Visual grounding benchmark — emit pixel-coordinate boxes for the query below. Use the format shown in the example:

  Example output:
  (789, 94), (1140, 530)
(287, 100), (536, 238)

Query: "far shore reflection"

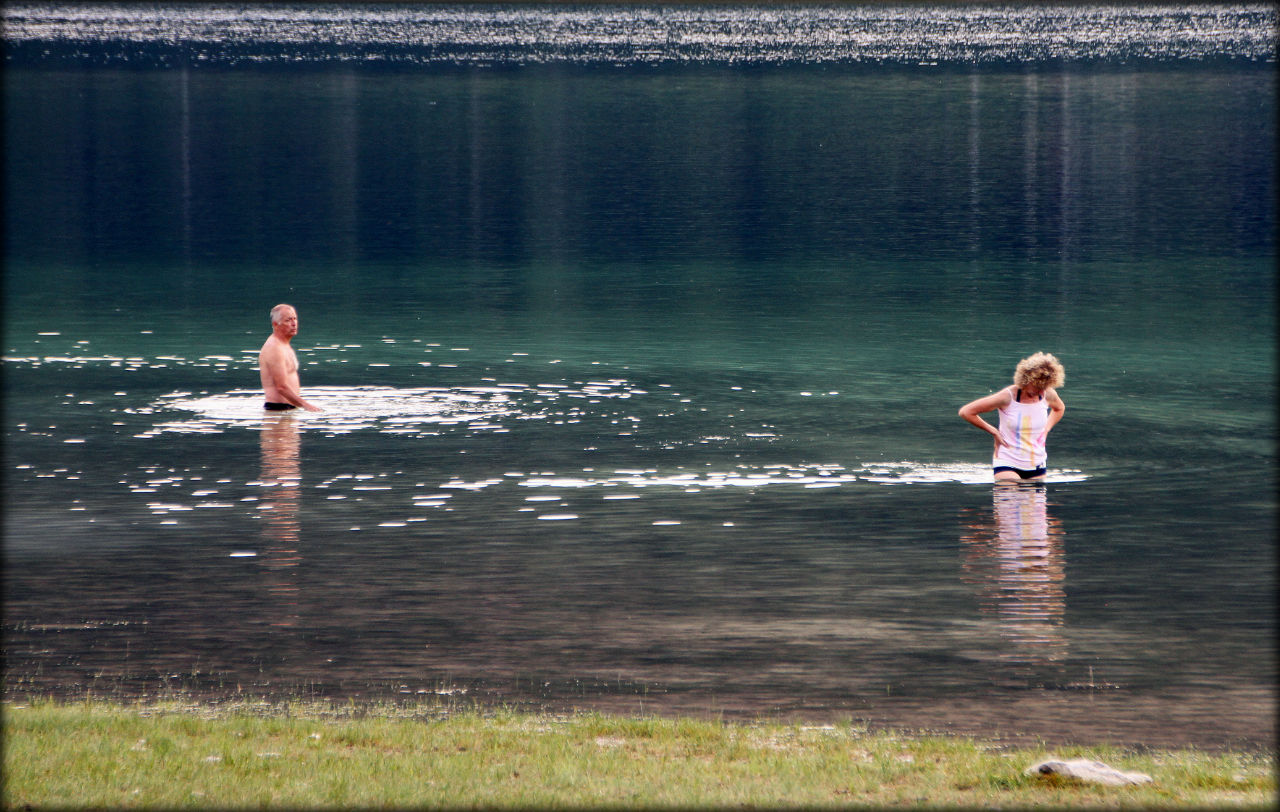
(260, 412), (302, 627)
(961, 483), (1067, 671)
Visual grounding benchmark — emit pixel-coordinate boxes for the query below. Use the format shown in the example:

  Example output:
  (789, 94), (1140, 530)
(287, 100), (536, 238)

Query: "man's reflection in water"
(260, 412), (302, 627)
(961, 483), (1067, 671)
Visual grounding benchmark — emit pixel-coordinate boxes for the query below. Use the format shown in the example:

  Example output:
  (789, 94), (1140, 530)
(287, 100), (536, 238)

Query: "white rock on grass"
(1025, 758), (1153, 786)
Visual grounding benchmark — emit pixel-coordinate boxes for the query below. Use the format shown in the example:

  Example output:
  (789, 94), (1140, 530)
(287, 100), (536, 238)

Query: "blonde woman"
(959, 353), (1065, 482)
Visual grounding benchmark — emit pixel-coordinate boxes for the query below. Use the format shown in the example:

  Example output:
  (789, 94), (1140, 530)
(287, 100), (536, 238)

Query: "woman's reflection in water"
(961, 483), (1067, 675)
(260, 412), (302, 628)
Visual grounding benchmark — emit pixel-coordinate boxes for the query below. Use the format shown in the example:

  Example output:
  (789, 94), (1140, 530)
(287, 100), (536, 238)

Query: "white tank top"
(993, 388), (1049, 470)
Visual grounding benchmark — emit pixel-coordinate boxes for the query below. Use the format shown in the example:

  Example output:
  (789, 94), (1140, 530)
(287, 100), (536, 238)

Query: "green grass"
(3, 698), (1274, 808)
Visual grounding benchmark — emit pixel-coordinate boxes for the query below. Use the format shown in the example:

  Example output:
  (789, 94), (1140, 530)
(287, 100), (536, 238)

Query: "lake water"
(3, 3), (1275, 750)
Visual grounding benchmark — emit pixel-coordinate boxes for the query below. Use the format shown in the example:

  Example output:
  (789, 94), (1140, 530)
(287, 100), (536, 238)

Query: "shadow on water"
(961, 484), (1067, 676)
(259, 413), (301, 629)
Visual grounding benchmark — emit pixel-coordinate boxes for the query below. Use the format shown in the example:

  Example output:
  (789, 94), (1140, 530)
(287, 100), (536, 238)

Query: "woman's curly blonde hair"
(1014, 352), (1065, 391)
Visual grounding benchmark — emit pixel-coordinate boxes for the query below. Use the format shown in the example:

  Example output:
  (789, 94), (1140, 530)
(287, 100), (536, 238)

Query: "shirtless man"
(259, 304), (322, 412)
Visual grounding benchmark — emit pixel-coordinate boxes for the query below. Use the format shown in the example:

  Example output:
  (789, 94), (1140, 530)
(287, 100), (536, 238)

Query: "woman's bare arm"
(959, 387), (1013, 447)
(1041, 388), (1065, 438)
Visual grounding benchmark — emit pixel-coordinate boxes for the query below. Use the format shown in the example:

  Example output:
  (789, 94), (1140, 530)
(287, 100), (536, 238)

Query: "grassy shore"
(3, 698), (1274, 809)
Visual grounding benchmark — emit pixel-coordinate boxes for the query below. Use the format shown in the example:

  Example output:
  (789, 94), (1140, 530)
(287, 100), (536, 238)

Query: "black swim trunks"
(993, 465), (1046, 480)
(264, 401), (296, 411)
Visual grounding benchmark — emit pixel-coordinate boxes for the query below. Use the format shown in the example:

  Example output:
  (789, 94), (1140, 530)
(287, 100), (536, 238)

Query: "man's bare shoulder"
(260, 335), (286, 357)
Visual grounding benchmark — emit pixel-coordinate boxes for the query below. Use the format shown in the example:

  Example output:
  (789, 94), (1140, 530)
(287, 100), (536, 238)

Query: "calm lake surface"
(3, 3), (1275, 749)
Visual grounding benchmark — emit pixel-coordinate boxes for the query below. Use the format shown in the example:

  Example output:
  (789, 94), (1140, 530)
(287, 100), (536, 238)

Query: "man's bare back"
(259, 304), (321, 412)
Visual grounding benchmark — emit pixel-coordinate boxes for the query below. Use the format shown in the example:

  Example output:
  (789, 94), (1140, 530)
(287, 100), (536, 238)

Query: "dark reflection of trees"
(259, 413), (302, 628)
(961, 484), (1067, 672)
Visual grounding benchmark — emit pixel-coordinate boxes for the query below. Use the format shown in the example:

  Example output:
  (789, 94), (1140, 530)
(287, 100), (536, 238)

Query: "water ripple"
(139, 384), (572, 437)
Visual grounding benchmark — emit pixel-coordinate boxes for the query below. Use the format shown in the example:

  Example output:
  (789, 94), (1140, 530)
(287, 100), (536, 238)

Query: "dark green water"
(3, 4), (1275, 749)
